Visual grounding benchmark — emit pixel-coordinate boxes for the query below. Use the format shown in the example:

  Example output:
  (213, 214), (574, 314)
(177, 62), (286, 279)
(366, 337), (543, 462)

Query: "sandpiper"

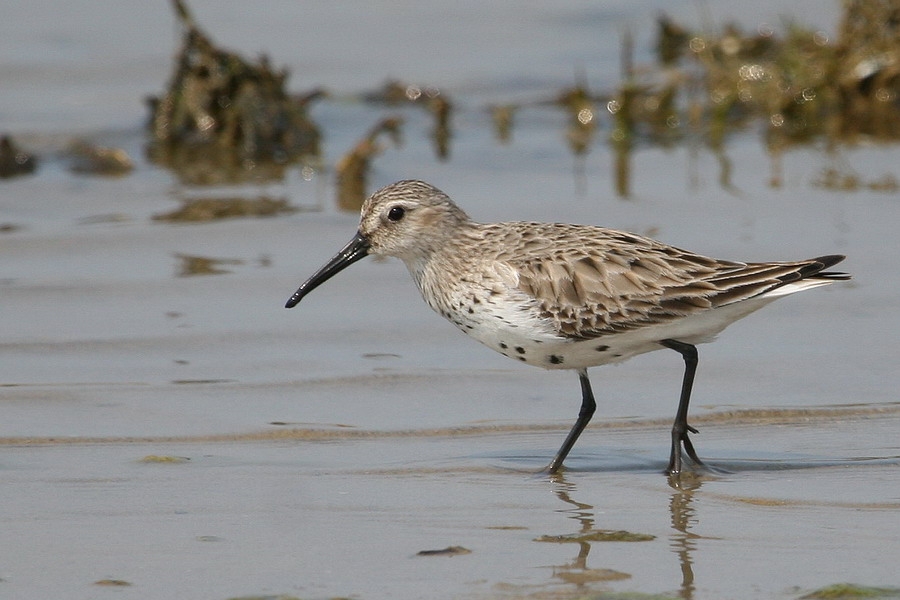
(286, 180), (850, 474)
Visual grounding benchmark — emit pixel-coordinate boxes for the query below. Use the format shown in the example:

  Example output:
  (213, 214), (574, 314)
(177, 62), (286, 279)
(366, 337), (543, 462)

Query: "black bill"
(284, 231), (371, 308)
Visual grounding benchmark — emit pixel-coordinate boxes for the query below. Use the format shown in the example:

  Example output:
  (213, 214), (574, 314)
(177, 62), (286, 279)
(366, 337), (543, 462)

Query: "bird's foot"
(666, 423), (705, 475)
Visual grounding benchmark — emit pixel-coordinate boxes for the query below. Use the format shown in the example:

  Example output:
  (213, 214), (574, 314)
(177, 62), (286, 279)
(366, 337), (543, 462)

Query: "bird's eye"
(387, 206), (405, 222)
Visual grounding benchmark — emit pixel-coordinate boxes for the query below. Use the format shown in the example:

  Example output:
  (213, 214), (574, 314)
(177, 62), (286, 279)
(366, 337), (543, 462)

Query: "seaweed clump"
(799, 583), (900, 599)
(146, 0), (322, 185)
(66, 141), (133, 176)
(334, 117), (403, 212)
(597, 0), (900, 194)
(153, 196), (296, 223)
(0, 135), (37, 179)
(635, 1), (900, 146)
(364, 79), (453, 160)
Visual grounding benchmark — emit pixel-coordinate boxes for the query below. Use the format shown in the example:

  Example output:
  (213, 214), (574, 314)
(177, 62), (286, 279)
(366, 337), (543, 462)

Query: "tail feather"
(779, 254), (850, 285)
(737, 254), (850, 301)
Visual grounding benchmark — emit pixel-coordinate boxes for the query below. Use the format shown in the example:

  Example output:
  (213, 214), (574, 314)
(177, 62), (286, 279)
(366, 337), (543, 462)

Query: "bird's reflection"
(538, 469), (711, 599)
(537, 473), (634, 590)
(667, 471), (706, 599)
(549, 474), (594, 572)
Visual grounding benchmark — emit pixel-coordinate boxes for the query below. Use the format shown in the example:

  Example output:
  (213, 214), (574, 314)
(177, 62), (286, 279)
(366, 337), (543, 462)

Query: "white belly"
(441, 292), (780, 370)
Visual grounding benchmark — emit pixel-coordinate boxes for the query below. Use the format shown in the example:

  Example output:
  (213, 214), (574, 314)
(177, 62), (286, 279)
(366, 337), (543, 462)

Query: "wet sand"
(3, 411), (900, 599)
(2, 1), (900, 599)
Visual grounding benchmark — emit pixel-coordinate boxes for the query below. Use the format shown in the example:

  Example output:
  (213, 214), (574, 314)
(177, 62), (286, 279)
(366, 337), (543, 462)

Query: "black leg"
(660, 339), (705, 474)
(546, 369), (596, 474)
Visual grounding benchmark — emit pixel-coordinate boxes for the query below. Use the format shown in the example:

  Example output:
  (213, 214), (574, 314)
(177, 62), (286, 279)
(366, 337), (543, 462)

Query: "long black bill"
(284, 232), (371, 308)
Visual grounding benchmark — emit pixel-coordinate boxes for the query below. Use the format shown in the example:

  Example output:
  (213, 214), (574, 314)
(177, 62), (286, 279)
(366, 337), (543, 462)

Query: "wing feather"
(486, 222), (846, 340)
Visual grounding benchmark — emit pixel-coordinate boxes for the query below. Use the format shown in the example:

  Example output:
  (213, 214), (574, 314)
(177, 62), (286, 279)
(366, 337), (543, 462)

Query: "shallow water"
(2, 1), (900, 599)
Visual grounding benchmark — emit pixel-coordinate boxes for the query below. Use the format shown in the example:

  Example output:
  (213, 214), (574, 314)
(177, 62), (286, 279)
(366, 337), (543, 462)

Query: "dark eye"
(387, 206), (405, 222)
